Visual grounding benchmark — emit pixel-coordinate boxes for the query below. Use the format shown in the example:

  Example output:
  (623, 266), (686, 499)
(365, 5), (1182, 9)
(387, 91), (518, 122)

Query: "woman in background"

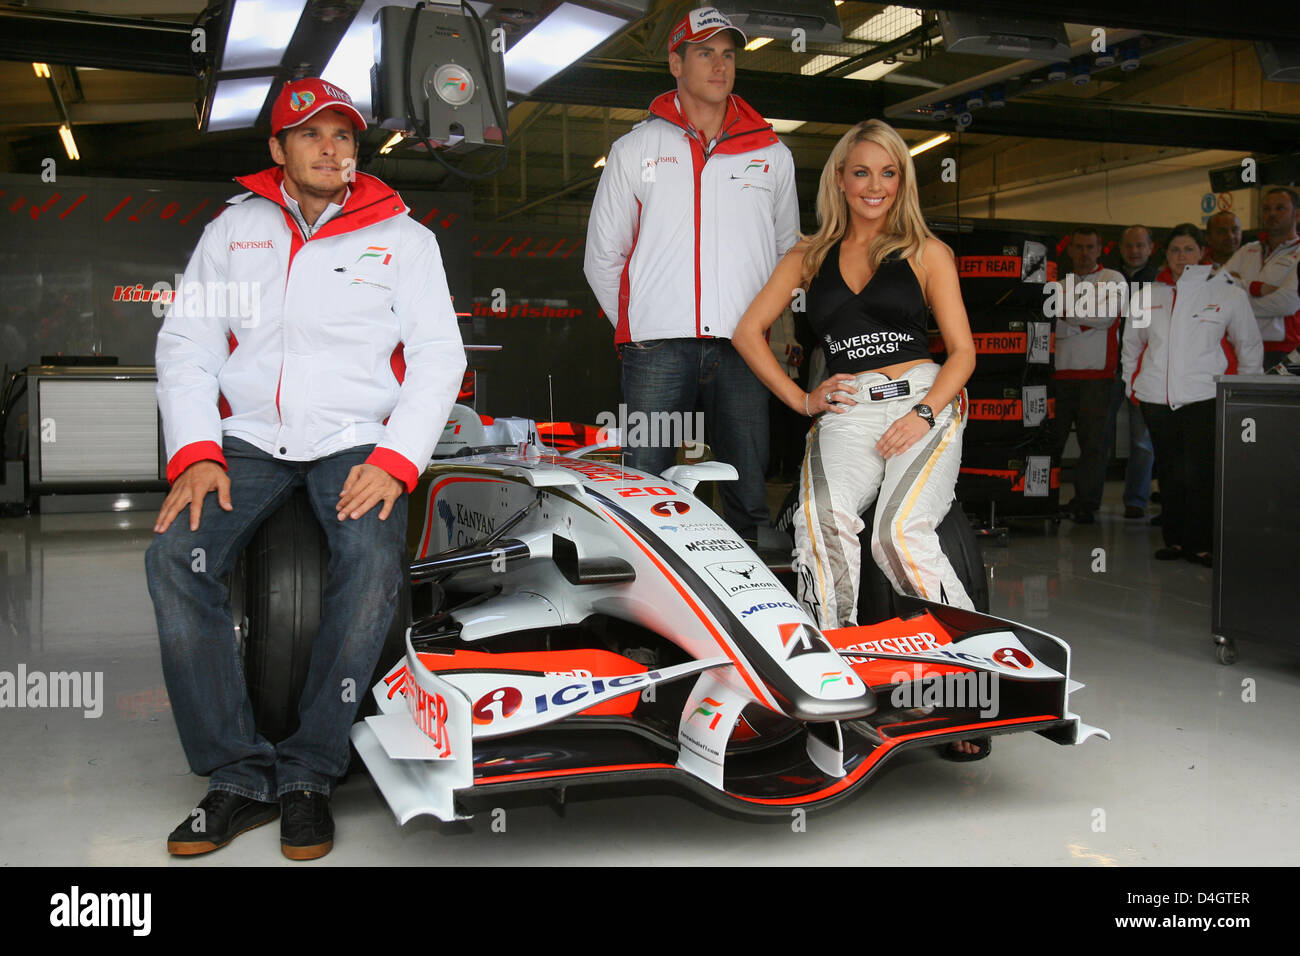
(1122, 223), (1262, 567)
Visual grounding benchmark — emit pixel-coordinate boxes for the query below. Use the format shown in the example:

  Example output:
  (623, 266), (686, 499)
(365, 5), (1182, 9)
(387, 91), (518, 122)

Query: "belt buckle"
(867, 380), (911, 401)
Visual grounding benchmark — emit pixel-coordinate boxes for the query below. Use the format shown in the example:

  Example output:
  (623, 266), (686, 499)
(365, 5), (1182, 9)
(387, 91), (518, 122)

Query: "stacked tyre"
(931, 230), (1062, 521)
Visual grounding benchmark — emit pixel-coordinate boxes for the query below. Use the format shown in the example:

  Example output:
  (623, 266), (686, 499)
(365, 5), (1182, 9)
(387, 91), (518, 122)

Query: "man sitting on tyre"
(144, 78), (465, 860)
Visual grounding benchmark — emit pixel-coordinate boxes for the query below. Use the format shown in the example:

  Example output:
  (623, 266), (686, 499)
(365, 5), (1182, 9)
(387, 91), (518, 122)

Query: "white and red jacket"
(155, 167), (466, 492)
(1054, 265), (1126, 379)
(1222, 235), (1300, 350)
(1122, 265), (1262, 409)
(584, 92), (799, 344)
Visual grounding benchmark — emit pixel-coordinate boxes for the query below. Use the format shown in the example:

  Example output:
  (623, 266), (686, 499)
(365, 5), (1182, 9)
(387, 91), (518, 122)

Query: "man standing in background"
(1225, 187), (1300, 369)
(1105, 225), (1157, 518)
(1204, 210), (1243, 270)
(1053, 227), (1126, 524)
(584, 6), (799, 546)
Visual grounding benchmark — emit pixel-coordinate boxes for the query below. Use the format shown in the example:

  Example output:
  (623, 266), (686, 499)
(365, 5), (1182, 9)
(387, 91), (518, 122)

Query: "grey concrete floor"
(1, 486), (1296, 867)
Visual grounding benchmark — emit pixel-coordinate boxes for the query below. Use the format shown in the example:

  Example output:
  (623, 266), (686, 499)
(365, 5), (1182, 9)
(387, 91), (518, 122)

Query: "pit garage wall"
(0, 173), (471, 458)
(922, 151), (1260, 232)
(465, 227), (621, 428)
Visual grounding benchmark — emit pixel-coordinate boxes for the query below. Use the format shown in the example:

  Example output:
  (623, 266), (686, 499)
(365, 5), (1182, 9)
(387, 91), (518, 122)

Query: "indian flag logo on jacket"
(356, 246), (392, 265)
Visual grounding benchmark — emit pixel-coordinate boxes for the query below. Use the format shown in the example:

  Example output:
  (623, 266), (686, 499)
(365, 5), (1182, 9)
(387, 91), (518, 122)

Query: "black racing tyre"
(775, 485), (989, 625)
(236, 489), (325, 744)
(232, 489), (410, 747)
(856, 500), (989, 625)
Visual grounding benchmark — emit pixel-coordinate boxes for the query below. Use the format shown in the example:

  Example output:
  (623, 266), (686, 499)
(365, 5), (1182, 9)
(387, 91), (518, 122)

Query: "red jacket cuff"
(166, 441), (227, 483)
(366, 447), (418, 493)
(1249, 281), (1264, 297)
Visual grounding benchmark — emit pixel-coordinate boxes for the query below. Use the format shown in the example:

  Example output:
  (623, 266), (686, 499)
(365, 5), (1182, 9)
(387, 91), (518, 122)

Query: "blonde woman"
(733, 119), (977, 634)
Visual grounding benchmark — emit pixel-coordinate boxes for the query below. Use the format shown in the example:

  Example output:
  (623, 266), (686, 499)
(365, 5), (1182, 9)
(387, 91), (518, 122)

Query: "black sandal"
(941, 736), (991, 762)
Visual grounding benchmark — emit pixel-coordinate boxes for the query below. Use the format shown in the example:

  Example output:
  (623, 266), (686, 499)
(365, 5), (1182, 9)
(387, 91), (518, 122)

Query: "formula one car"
(236, 406), (1107, 824)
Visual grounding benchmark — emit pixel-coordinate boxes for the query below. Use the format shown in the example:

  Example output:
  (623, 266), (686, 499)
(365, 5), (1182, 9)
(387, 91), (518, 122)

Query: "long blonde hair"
(800, 119), (934, 288)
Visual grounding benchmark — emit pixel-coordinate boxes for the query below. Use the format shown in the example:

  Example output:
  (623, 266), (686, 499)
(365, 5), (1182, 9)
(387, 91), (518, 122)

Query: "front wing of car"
(349, 598), (1107, 823)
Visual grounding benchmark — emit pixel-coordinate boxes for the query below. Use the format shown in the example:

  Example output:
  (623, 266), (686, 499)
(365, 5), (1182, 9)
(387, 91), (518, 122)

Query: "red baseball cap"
(270, 77), (367, 136)
(668, 6), (746, 55)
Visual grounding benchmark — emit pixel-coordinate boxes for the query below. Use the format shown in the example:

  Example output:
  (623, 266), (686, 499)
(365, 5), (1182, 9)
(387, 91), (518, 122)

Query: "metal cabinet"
(1213, 375), (1300, 662)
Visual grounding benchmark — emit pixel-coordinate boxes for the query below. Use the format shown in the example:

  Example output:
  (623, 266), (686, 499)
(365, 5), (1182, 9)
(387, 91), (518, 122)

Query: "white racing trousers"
(793, 362), (972, 628)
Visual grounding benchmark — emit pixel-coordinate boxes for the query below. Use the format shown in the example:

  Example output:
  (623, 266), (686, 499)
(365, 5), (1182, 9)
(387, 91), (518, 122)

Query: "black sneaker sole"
(167, 808), (279, 856)
(281, 838), (334, 861)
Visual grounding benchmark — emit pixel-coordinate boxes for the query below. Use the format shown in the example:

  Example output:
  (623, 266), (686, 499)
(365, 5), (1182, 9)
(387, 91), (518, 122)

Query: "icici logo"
(992, 647), (1033, 670)
(651, 501), (690, 516)
(472, 686), (523, 725)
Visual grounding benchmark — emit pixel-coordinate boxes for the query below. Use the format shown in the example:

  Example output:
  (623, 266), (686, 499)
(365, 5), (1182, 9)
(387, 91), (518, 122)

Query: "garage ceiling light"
(33, 62), (51, 78)
(744, 37), (772, 51)
(766, 118), (805, 133)
(848, 6), (921, 44)
(58, 124), (80, 160)
(504, 2), (628, 95)
(909, 132), (950, 156)
(801, 54), (849, 75)
(208, 76), (276, 132)
(846, 60), (903, 81)
(220, 0), (304, 71)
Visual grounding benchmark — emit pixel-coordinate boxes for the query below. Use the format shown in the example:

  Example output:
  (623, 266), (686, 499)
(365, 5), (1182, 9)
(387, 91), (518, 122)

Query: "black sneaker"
(1124, 505), (1145, 519)
(1154, 546), (1184, 561)
(280, 790), (334, 861)
(166, 790), (278, 856)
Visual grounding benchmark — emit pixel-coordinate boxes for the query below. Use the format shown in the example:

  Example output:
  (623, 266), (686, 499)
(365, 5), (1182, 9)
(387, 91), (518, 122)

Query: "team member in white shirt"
(584, 5), (799, 545)
(1052, 227), (1126, 524)
(1224, 187), (1300, 368)
(1123, 223), (1262, 566)
(145, 78), (465, 860)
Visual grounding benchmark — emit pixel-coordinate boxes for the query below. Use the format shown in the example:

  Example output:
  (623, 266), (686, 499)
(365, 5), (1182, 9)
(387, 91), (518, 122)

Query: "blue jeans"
(1103, 378), (1154, 509)
(620, 338), (769, 541)
(145, 437), (407, 801)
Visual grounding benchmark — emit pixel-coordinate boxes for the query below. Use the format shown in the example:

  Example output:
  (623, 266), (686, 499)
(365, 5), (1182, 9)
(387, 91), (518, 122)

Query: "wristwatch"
(912, 404), (935, 428)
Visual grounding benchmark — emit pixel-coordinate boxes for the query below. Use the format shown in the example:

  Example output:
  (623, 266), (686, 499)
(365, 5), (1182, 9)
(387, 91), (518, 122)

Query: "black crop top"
(805, 241), (932, 374)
